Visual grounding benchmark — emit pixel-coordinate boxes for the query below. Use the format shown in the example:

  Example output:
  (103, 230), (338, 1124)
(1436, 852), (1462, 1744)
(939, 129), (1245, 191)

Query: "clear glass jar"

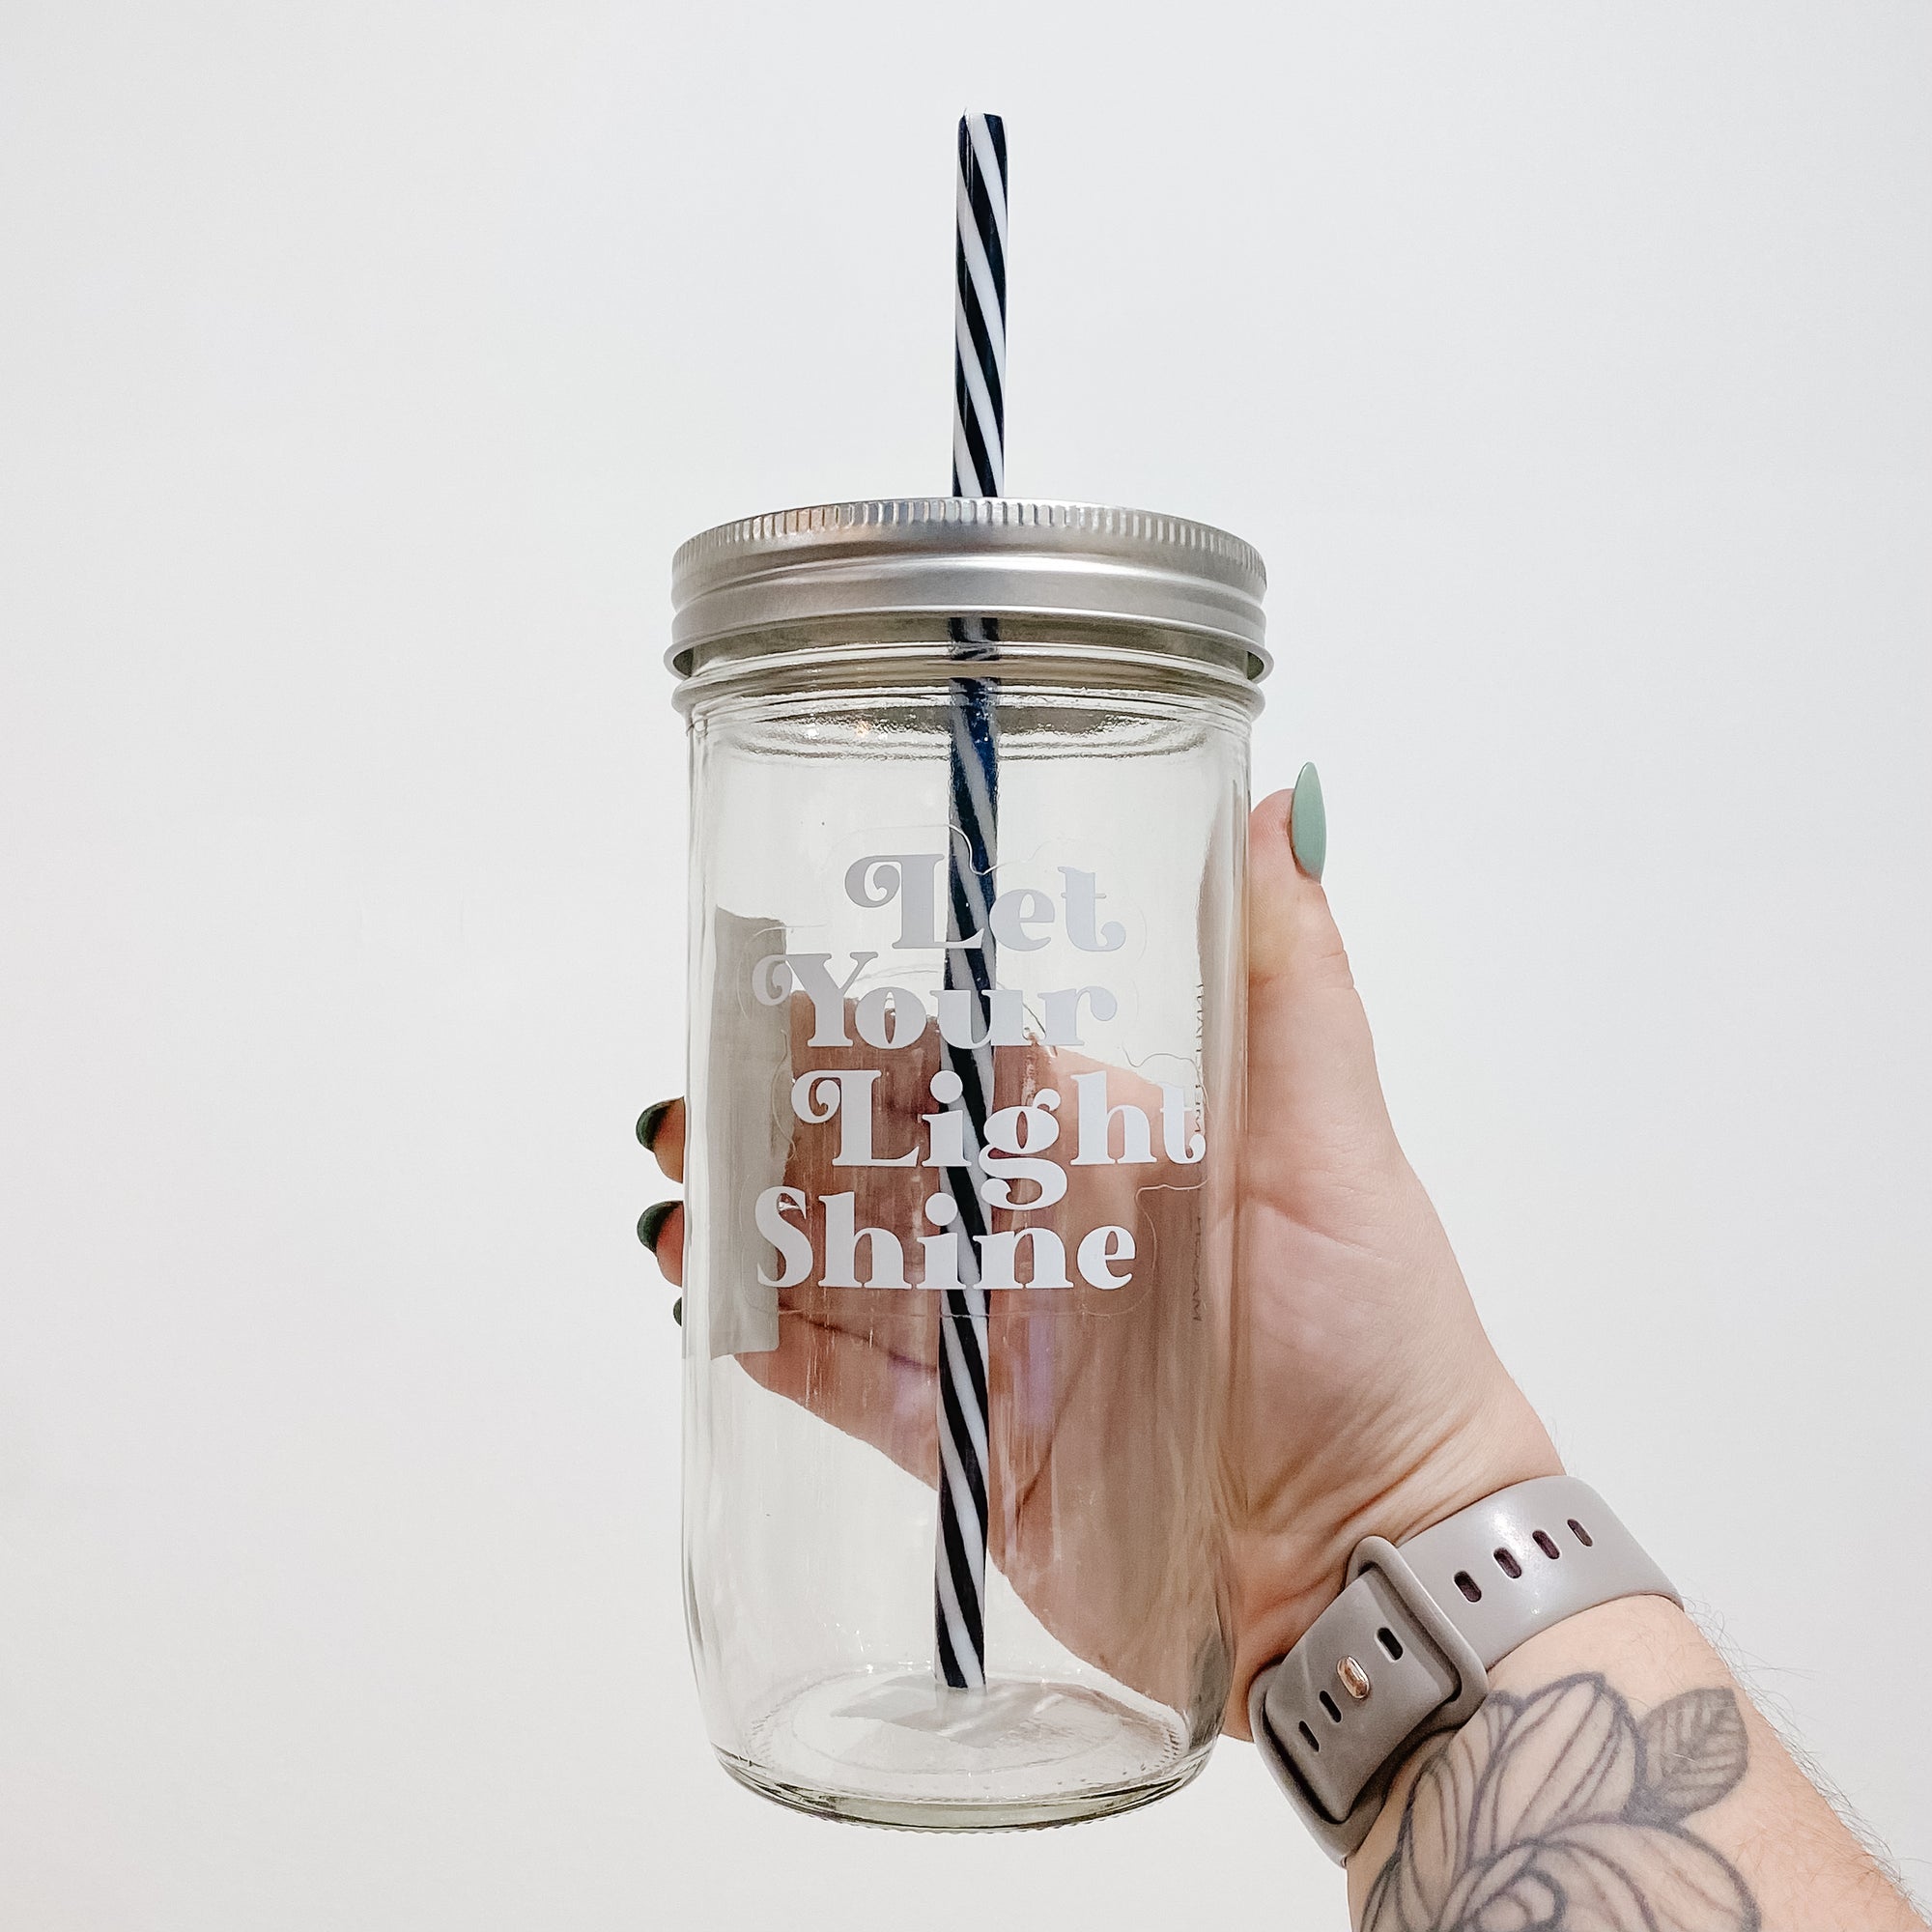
(669, 500), (1268, 1829)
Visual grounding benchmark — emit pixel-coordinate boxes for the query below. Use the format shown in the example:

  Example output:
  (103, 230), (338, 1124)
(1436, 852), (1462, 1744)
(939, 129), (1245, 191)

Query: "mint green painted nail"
(1291, 762), (1326, 881)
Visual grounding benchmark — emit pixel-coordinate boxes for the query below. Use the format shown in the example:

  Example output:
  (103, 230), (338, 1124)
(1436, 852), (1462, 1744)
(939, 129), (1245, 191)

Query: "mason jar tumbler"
(668, 497), (1268, 1828)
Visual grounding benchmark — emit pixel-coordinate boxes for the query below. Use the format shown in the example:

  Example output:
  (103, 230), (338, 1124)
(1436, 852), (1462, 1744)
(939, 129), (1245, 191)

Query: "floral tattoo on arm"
(1362, 1674), (1758, 1932)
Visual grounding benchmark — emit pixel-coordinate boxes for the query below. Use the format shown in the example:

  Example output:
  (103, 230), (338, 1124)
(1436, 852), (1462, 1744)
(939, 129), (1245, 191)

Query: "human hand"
(641, 767), (1559, 1730)
(1216, 770), (1558, 1727)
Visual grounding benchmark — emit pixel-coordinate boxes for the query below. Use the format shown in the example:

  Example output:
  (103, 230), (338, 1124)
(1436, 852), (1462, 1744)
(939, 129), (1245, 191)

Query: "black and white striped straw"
(934, 110), (1007, 1692)
(951, 112), (1008, 497)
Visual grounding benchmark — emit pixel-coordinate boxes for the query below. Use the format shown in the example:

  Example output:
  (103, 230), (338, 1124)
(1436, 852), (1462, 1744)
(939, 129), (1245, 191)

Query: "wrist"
(1231, 1386), (1562, 1735)
(1250, 1471), (1681, 1862)
(1346, 1595), (1696, 1891)
(1344, 1593), (1926, 1932)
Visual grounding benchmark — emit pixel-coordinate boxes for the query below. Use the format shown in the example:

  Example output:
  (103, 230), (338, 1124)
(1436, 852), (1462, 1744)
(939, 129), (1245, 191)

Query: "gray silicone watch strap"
(1248, 1476), (1680, 1861)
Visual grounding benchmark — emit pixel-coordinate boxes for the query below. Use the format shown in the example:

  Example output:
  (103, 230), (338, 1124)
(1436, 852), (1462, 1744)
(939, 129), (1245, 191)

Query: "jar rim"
(668, 497), (1271, 683)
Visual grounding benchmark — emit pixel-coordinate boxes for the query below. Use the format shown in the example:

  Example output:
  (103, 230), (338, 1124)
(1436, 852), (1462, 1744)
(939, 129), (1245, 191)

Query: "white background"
(2, 4), (1927, 1926)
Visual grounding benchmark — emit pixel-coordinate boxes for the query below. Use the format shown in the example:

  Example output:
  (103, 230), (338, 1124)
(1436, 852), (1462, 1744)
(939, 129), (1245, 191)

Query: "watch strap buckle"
(1249, 1537), (1488, 1862)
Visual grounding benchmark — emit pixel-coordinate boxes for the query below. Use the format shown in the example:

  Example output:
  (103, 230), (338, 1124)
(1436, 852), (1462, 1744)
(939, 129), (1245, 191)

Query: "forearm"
(1347, 1594), (1923, 1931)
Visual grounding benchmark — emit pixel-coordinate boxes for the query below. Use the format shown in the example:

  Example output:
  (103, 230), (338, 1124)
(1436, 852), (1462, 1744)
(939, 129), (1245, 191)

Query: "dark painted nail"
(637, 1100), (674, 1151)
(638, 1201), (677, 1251)
(671, 1297), (683, 1326)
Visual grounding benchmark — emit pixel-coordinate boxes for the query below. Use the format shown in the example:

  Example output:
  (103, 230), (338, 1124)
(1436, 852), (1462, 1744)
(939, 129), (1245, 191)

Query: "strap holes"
(1568, 1517), (1594, 1548)
(1376, 1626), (1404, 1661)
(1319, 1690), (1343, 1723)
(1493, 1547), (1523, 1579)
(1297, 1721), (1321, 1753)
(1533, 1530), (1560, 1560)
(1455, 1570), (1482, 1603)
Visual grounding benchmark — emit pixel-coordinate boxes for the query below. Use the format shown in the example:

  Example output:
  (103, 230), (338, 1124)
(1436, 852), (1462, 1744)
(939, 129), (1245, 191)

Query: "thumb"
(1247, 768), (1406, 1190)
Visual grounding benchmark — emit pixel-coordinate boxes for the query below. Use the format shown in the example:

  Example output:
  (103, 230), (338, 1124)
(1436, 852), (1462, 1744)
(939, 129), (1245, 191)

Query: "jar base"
(718, 1667), (1212, 1832)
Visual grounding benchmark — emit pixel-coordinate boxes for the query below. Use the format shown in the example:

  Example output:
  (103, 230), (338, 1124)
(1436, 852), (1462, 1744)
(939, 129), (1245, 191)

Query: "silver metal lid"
(668, 497), (1269, 680)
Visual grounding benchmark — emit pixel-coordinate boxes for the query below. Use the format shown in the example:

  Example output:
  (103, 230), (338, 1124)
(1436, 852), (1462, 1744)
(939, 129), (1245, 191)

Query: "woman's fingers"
(637, 1097), (686, 1181)
(639, 1199), (685, 1287)
(1246, 774), (1406, 1206)
(638, 1100), (687, 1309)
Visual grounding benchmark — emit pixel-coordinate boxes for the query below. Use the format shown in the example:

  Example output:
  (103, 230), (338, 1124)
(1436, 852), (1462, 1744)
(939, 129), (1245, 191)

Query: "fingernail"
(1291, 761), (1326, 881)
(671, 1297), (683, 1327)
(638, 1201), (677, 1252)
(637, 1100), (674, 1151)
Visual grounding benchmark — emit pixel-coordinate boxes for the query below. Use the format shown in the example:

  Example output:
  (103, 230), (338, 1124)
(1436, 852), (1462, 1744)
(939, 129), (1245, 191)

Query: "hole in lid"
(1377, 1626), (1405, 1661)
(1298, 1720), (1321, 1753)
(1455, 1570), (1482, 1603)
(1494, 1547), (1523, 1579)
(1533, 1529), (1560, 1560)
(1319, 1690), (1343, 1723)
(1568, 1517), (1594, 1548)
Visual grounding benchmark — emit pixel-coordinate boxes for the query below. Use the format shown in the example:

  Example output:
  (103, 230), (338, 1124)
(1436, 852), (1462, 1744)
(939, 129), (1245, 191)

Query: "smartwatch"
(1247, 1475), (1679, 1861)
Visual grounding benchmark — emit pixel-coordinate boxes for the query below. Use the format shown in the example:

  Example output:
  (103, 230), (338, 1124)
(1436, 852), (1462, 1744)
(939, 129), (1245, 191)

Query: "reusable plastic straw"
(934, 110), (1008, 1692)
